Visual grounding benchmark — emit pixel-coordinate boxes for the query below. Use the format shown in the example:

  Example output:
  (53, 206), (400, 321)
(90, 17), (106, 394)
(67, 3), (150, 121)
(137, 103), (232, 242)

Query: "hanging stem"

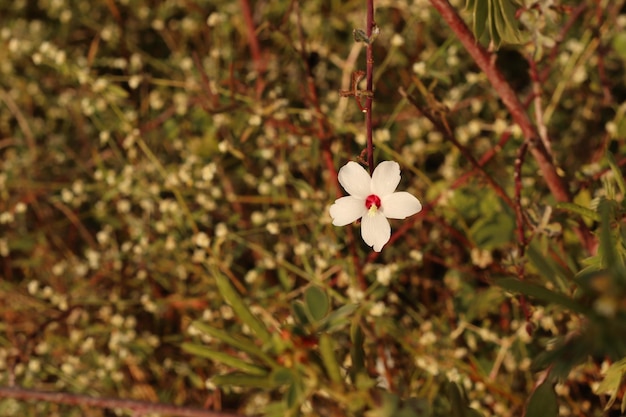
(365, 0), (375, 174)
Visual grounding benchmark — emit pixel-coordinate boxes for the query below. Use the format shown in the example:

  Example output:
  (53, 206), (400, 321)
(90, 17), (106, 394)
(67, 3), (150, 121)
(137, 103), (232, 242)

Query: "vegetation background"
(1, 0), (626, 416)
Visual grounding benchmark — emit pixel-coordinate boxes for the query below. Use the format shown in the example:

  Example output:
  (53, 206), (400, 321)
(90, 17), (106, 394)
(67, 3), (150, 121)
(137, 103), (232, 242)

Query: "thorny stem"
(365, 0), (375, 174)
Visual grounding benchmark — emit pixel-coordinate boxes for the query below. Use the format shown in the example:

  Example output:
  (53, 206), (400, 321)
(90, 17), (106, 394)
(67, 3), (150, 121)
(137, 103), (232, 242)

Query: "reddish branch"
(240, 0), (265, 97)
(365, 0), (375, 174)
(428, 0), (595, 254)
(0, 386), (243, 417)
(428, 0), (569, 203)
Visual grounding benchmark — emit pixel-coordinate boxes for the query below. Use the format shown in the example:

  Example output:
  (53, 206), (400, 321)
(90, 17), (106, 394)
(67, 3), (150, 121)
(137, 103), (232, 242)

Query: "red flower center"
(365, 194), (381, 210)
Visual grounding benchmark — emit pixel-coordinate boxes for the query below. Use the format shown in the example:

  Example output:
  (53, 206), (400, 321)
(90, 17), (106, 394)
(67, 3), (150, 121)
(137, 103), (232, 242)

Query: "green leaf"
(447, 382), (466, 417)
(305, 285), (330, 322)
(318, 303), (359, 332)
(487, 0), (501, 47)
(350, 322), (366, 377)
(496, 0), (524, 44)
(286, 381), (305, 409)
(526, 243), (570, 292)
(595, 357), (626, 411)
(524, 381), (558, 417)
(353, 29), (369, 43)
(447, 382), (483, 417)
(606, 152), (626, 198)
(319, 333), (343, 385)
(211, 372), (278, 388)
(208, 264), (272, 345)
(472, 0), (488, 40)
(291, 300), (311, 326)
(270, 367), (295, 386)
(470, 211), (514, 250)
(498, 278), (588, 315)
(467, 0), (523, 47)
(189, 321), (278, 367)
(365, 392), (400, 417)
(181, 343), (268, 376)
(598, 200), (621, 274)
(612, 32), (626, 61)
(555, 202), (600, 222)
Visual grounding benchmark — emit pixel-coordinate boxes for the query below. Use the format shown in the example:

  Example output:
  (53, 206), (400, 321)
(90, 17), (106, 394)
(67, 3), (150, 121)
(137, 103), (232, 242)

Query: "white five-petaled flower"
(329, 161), (423, 252)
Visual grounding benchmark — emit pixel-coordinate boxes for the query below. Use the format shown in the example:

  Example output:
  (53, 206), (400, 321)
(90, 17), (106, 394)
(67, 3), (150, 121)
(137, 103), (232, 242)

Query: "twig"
(0, 386), (244, 417)
(365, 0), (375, 174)
(192, 51), (218, 110)
(528, 59), (552, 158)
(592, 0), (625, 105)
(540, 3), (588, 82)
(239, 0), (265, 97)
(513, 142), (533, 325)
(399, 87), (516, 211)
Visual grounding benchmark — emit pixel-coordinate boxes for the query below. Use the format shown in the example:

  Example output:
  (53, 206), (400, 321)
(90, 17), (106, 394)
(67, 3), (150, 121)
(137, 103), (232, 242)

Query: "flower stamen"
(365, 194), (381, 216)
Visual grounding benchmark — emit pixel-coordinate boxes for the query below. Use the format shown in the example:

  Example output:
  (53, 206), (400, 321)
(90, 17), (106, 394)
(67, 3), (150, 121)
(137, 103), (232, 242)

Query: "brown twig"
(528, 59), (552, 158)
(192, 51), (218, 109)
(400, 87), (516, 210)
(239, 0), (265, 98)
(0, 386), (244, 417)
(592, 0), (626, 105)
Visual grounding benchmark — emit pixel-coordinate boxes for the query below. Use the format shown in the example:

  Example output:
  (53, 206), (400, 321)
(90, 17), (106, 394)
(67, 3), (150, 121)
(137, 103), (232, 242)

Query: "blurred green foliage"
(1, 0), (626, 416)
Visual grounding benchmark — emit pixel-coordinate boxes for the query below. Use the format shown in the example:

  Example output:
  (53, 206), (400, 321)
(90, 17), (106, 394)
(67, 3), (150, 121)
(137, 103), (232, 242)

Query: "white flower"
(329, 161), (422, 251)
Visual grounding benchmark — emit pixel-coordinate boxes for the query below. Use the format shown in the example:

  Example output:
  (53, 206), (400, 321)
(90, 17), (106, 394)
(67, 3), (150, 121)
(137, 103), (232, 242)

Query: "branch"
(365, 0), (375, 174)
(0, 386), (244, 417)
(427, 0), (570, 203)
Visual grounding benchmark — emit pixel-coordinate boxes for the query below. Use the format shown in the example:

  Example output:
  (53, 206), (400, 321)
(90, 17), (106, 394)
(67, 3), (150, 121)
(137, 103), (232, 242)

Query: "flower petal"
(381, 192), (423, 219)
(371, 161), (401, 196)
(361, 213), (391, 252)
(338, 161), (371, 198)
(329, 196), (366, 226)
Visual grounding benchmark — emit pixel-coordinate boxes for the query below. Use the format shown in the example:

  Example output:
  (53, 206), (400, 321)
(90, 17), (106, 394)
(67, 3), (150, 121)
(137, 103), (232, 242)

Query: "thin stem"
(529, 59), (552, 158)
(239, 0), (265, 98)
(365, 0), (375, 174)
(400, 88), (516, 211)
(0, 386), (243, 417)
(514, 142), (533, 325)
